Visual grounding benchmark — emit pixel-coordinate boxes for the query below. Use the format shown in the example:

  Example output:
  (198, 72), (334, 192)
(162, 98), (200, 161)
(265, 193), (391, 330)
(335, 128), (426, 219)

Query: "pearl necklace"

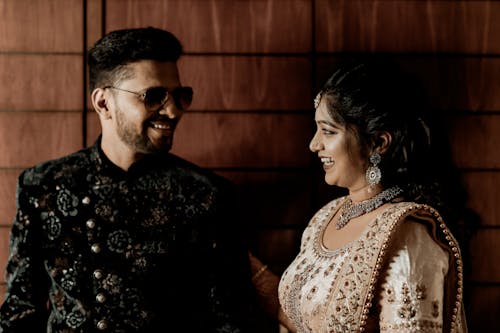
(336, 186), (403, 230)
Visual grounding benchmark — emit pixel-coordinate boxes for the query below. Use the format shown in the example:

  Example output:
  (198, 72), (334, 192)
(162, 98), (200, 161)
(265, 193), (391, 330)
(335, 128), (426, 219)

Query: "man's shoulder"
(166, 154), (233, 189)
(19, 147), (93, 186)
(169, 154), (230, 185)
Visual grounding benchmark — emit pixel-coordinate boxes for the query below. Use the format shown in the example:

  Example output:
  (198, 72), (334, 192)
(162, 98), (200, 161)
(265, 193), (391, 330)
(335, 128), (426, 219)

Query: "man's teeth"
(321, 157), (334, 165)
(152, 123), (170, 130)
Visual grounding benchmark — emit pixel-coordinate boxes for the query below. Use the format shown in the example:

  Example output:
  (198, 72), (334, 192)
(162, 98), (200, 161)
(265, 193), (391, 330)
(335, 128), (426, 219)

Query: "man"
(0, 27), (252, 332)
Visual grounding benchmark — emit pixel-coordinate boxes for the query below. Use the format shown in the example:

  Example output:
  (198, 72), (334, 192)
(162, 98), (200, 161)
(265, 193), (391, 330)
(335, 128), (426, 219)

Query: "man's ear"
(374, 131), (392, 154)
(91, 88), (111, 120)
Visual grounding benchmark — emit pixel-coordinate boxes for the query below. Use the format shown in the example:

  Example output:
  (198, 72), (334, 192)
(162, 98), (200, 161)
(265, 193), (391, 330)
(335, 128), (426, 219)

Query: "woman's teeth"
(321, 157), (334, 165)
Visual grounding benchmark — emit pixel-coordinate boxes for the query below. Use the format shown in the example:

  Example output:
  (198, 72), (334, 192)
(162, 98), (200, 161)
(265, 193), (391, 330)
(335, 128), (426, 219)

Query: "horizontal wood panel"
(316, 57), (500, 112)
(447, 115), (500, 169)
(179, 56), (312, 111)
(0, 112), (83, 168)
(88, 112), (315, 168)
(316, 0), (500, 54)
(0, 55), (83, 111)
(0, 170), (21, 226)
(86, 0), (103, 49)
(0, 0), (83, 53)
(105, 0), (312, 53)
(0, 227), (9, 284)
(467, 285), (500, 332)
(468, 229), (500, 282)
(217, 170), (314, 227)
(462, 171), (500, 227)
(85, 56), (313, 111)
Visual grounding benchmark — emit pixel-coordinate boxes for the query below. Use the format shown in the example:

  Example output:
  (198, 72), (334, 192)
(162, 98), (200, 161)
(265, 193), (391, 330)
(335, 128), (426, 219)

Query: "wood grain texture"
(0, 55), (83, 111)
(179, 56), (313, 111)
(217, 170), (314, 227)
(0, 227), (10, 284)
(86, 110), (101, 146)
(86, 0), (103, 49)
(105, 0), (312, 53)
(0, 0), (83, 53)
(462, 171), (500, 227)
(85, 56), (313, 111)
(0, 170), (21, 227)
(172, 112), (314, 168)
(467, 285), (500, 333)
(316, 0), (500, 54)
(88, 112), (314, 168)
(316, 57), (500, 112)
(468, 229), (500, 282)
(447, 115), (500, 169)
(0, 112), (83, 168)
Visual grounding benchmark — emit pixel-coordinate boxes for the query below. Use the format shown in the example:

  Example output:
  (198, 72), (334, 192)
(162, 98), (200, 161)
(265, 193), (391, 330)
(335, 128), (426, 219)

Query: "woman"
(259, 59), (468, 332)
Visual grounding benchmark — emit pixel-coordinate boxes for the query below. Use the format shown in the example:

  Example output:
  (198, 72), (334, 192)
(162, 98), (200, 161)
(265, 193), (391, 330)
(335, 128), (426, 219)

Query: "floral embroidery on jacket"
(0, 138), (249, 332)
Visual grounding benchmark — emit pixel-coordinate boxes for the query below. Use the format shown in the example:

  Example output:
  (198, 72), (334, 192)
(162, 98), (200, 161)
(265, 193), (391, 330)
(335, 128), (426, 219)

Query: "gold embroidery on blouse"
(432, 300), (440, 318)
(279, 200), (465, 333)
(385, 286), (396, 303)
(416, 284), (427, 300)
(380, 319), (443, 331)
(398, 283), (417, 320)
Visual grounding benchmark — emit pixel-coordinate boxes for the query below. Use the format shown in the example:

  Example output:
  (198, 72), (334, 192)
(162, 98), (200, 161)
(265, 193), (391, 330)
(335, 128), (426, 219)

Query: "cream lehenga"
(278, 197), (467, 333)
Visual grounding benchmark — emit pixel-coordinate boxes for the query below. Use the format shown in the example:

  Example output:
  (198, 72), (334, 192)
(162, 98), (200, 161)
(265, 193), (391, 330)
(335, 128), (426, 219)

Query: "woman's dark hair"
(317, 57), (473, 232)
(88, 27), (183, 91)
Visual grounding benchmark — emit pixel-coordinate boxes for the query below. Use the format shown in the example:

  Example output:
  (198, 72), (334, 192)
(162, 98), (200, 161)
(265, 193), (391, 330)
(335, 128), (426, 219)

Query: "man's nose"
(158, 101), (181, 119)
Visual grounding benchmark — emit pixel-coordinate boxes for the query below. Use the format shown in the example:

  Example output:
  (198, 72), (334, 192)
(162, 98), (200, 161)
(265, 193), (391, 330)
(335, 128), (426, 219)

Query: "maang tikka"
(314, 92), (322, 109)
(366, 152), (382, 189)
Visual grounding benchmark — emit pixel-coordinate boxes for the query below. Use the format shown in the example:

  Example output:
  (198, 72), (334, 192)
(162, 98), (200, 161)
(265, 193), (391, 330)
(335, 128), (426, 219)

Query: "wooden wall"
(0, 0), (499, 331)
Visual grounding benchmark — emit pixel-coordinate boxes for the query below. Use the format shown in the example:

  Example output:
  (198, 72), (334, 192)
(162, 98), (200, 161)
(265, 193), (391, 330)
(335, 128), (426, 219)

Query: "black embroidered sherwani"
(0, 138), (252, 332)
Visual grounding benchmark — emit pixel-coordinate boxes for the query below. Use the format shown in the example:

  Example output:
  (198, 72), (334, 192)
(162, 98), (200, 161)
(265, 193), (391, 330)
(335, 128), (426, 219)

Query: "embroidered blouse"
(278, 197), (467, 333)
(0, 138), (251, 332)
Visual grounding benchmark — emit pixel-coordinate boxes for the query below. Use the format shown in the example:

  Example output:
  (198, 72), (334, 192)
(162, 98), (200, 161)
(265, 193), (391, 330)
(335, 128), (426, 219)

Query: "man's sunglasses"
(104, 85), (193, 111)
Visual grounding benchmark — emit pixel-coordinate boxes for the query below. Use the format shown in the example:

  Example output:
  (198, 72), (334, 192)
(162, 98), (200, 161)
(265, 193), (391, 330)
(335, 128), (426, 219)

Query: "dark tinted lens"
(172, 87), (193, 110)
(143, 87), (168, 109)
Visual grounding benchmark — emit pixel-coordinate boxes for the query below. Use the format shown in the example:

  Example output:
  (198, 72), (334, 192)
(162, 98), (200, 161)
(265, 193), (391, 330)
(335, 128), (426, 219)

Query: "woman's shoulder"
(382, 201), (460, 258)
(383, 201), (444, 225)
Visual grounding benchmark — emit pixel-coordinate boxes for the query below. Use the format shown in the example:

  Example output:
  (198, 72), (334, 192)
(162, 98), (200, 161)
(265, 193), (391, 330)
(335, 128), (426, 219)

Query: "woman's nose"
(309, 132), (321, 152)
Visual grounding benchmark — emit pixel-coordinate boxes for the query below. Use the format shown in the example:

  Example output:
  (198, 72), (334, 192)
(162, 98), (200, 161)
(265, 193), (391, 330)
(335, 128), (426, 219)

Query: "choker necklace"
(336, 186), (403, 230)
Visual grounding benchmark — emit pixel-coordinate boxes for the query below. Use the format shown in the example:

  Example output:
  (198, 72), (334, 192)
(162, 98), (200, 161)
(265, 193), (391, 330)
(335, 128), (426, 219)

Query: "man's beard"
(115, 107), (173, 154)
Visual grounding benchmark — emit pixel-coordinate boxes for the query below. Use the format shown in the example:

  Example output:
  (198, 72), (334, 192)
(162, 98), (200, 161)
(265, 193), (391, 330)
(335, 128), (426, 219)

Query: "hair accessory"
(336, 186), (403, 229)
(366, 152), (382, 189)
(314, 92), (322, 109)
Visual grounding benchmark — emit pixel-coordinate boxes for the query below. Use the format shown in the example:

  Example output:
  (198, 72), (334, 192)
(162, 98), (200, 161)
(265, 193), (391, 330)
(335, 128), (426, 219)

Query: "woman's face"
(309, 98), (369, 190)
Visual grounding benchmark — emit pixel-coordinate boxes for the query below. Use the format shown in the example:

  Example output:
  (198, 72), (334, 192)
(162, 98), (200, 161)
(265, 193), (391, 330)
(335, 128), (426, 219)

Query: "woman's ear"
(375, 131), (392, 154)
(91, 88), (111, 120)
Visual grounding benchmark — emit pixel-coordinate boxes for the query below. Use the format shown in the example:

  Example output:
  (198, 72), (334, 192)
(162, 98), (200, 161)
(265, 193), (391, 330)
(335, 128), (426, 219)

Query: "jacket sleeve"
(0, 171), (49, 332)
(377, 219), (448, 333)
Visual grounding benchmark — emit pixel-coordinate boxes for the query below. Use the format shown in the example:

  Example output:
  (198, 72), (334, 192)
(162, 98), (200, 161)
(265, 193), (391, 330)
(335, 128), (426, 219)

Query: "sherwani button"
(91, 243), (101, 253)
(93, 269), (103, 279)
(97, 319), (108, 330)
(96, 293), (106, 303)
(82, 196), (91, 205)
(86, 219), (96, 229)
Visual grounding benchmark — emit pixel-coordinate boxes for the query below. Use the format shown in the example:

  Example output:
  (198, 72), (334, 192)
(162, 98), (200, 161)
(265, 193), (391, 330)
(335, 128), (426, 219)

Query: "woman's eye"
(322, 128), (336, 135)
